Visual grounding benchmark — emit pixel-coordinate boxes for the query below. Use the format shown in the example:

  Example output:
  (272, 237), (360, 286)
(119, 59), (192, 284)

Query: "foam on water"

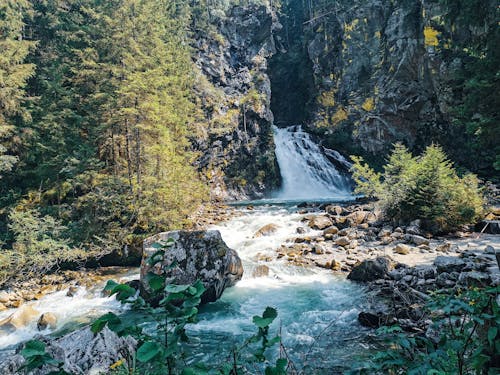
(273, 125), (353, 200)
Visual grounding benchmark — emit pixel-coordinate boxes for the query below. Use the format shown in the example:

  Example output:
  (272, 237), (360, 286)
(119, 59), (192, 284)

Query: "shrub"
(354, 285), (500, 374)
(351, 143), (484, 233)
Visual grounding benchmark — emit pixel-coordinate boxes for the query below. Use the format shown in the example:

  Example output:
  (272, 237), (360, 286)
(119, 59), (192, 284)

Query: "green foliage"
(0, 0), (209, 284)
(351, 143), (484, 233)
(20, 339), (69, 375)
(355, 286), (500, 374)
(0, 208), (85, 285)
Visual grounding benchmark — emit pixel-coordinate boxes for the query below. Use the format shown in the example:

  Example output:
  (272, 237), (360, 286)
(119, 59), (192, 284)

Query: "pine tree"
(0, 0), (36, 179)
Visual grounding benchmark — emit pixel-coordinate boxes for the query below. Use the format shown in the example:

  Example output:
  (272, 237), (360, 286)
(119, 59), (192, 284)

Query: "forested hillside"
(0, 0), (210, 283)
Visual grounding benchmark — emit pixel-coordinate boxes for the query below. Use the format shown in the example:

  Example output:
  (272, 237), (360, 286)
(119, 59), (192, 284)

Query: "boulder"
(325, 205), (344, 215)
(0, 291), (11, 303)
(253, 223), (279, 237)
(347, 257), (395, 282)
(406, 234), (430, 246)
(394, 244), (411, 255)
(37, 312), (57, 331)
(434, 256), (466, 273)
(308, 215), (333, 230)
(0, 326), (136, 375)
(141, 230), (243, 304)
(0, 304), (39, 331)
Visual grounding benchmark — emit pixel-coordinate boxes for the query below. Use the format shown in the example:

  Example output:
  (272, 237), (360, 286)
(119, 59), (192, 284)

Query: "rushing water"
(0, 126), (369, 371)
(186, 205), (369, 372)
(273, 125), (352, 201)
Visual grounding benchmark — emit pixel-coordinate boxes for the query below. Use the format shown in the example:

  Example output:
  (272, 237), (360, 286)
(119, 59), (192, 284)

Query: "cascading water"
(273, 125), (352, 200)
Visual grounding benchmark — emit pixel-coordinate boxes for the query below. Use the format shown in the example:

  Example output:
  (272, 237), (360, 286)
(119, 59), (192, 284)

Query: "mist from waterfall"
(273, 125), (352, 200)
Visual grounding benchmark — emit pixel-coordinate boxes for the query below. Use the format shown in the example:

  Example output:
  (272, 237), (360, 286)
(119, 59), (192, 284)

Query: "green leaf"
(91, 312), (121, 334)
(488, 327), (498, 346)
(253, 307), (278, 328)
(146, 273), (165, 292)
(136, 341), (162, 363)
(21, 340), (46, 357)
(165, 283), (191, 293)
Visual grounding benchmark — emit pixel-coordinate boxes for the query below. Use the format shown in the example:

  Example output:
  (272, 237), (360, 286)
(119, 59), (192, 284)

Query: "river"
(0, 126), (372, 372)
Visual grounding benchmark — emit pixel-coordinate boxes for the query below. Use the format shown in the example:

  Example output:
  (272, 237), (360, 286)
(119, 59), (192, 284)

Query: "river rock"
(37, 312), (57, 331)
(406, 234), (430, 246)
(434, 256), (466, 273)
(252, 265), (270, 278)
(335, 236), (350, 247)
(0, 304), (40, 331)
(308, 215), (333, 230)
(254, 223), (279, 237)
(141, 230), (243, 304)
(0, 290), (11, 303)
(0, 326), (136, 375)
(347, 257), (395, 282)
(325, 205), (344, 215)
(323, 226), (339, 235)
(394, 244), (411, 255)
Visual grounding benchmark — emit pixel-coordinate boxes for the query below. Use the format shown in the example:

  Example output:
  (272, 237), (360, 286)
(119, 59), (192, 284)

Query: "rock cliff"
(191, 3), (281, 200)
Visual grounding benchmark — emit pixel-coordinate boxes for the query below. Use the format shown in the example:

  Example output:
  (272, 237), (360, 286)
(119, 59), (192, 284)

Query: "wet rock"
(436, 242), (451, 252)
(254, 223), (279, 237)
(394, 244), (411, 255)
(296, 227), (306, 234)
(66, 286), (78, 297)
(325, 205), (344, 215)
(141, 230), (243, 304)
(0, 305), (40, 330)
(323, 226), (339, 235)
(308, 215), (333, 230)
(37, 312), (57, 331)
(434, 256), (466, 273)
(252, 265), (270, 278)
(347, 257), (395, 282)
(335, 236), (350, 247)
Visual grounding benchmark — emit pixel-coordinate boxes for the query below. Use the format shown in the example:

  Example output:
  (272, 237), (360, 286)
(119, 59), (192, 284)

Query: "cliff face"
(272, 0), (498, 173)
(191, 4), (281, 200)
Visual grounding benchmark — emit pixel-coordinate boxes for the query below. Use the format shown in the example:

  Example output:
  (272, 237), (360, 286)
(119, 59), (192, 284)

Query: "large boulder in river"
(0, 326), (136, 375)
(347, 257), (395, 282)
(0, 304), (39, 331)
(141, 230), (243, 304)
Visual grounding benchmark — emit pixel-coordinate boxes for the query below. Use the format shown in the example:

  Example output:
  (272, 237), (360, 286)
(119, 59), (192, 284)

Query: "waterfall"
(273, 125), (352, 200)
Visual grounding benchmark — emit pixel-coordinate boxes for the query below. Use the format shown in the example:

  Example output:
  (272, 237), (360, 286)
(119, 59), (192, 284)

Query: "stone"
(0, 326), (136, 375)
(254, 223), (279, 237)
(335, 236), (350, 247)
(323, 226), (339, 235)
(0, 303), (6, 311)
(406, 234), (430, 246)
(296, 227), (306, 234)
(325, 205), (344, 215)
(436, 242), (451, 252)
(308, 215), (333, 230)
(434, 256), (466, 273)
(66, 286), (78, 297)
(141, 230), (243, 304)
(252, 265), (270, 278)
(331, 259), (342, 271)
(37, 312), (57, 331)
(0, 291), (11, 303)
(346, 211), (370, 225)
(0, 305), (40, 330)
(347, 257), (395, 282)
(394, 244), (411, 255)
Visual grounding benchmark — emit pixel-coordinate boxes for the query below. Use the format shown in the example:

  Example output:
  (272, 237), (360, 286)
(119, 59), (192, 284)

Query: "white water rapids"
(0, 126), (369, 371)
